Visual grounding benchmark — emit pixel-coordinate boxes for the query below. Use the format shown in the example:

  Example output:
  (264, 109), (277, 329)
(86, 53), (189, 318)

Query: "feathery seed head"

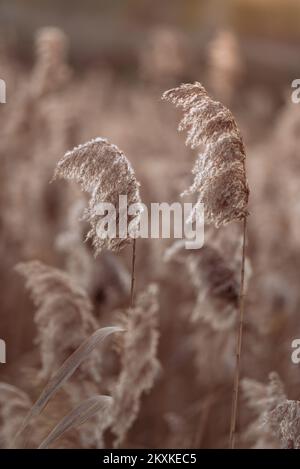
(35, 27), (68, 61)
(187, 245), (239, 329)
(165, 242), (239, 330)
(53, 138), (142, 255)
(15, 261), (101, 382)
(162, 82), (249, 227)
(111, 284), (160, 447)
(32, 27), (70, 97)
(207, 30), (243, 103)
(267, 400), (300, 449)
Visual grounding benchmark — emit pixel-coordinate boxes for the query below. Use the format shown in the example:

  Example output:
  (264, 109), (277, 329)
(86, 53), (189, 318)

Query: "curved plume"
(53, 137), (142, 255)
(162, 82), (249, 227)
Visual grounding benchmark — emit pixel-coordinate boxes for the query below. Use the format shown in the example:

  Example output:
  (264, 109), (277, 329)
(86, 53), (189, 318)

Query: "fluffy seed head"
(267, 400), (300, 449)
(111, 284), (160, 447)
(162, 82), (249, 227)
(53, 137), (142, 255)
(32, 27), (70, 97)
(242, 372), (288, 448)
(207, 30), (243, 103)
(0, 384), (32, 448)
(165, 242), (239, 330)
(15, 260), (101, 382)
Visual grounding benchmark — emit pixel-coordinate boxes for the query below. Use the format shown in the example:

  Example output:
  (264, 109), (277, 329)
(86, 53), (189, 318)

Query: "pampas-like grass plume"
(186, 246), (239, 329)
(111, 284), (160, 447)
(0, 384), (32, 448)
(53, 137), (142, 255)
(15, 260), (101, 382)
(242, 372), (287, 448)
(267, 400), (300, 449)
(243, 372), (300, 448)
(163, 82), (250, 448)
(242, 372), (300, 449)
(207, 30), (243, 104)
(31, 27), (71, 98)
(165, 242), (239, 330)
(243, 372), (286, 417)
(162, 82), (249, 227)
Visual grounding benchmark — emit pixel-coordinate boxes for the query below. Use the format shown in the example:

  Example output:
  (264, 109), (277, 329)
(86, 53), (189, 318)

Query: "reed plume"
(4, 26), (70, 140)
(54, 137), (142, 309)
(207, 30), (243, 104)
(140, 27), (185, 85)
(165, 242), (239, 330)
(53, 137), (142, 255)
(187, 246), (239, 330)
(31, 27), (71, 98)
(15, 261), (101, 383)
(241, 372), (300, 448)
(0, 384), (32, 448)
(267, 400), (300, 449)
(111, 284), (160, 447)
(162, 82), (249, 447)
(56, 200), (131, 309)
(162, 82), (249, 226)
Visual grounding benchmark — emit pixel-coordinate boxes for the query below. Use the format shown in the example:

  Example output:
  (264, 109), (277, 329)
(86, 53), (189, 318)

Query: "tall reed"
(162, 82), (249, 448)
(53, 137), (142, 306)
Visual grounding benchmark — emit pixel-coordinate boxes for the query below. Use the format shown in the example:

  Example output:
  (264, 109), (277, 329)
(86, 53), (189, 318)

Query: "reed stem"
(229, 216), (247, 448)
(130, 238), (136, 308)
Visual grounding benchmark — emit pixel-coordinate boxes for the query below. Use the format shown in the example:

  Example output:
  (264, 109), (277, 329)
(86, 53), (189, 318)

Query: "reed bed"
(0, 24), (300, 449)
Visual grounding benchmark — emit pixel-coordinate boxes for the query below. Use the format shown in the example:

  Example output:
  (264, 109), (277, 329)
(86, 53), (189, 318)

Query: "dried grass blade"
(18, 326), (123, 436)
(39, 395), (112, 449)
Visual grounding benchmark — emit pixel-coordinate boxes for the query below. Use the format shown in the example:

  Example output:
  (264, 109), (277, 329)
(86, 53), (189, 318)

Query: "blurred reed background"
(0, 0), (300, 449)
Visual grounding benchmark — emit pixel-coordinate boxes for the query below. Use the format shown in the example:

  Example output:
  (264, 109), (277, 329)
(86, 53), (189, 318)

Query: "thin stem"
(130, 238), (136, 308)
(229, 216), (247, 449)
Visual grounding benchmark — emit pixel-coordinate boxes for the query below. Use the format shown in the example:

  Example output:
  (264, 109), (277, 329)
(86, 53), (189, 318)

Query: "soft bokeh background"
(1, 0), (300, 449)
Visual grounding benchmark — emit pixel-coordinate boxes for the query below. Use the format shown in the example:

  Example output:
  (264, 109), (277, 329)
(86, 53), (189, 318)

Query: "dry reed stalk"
(229, 217), (247, 448)
(162, 82), (249, 448)
(53, 137), (142, 307)
(130, 239), (136, 307)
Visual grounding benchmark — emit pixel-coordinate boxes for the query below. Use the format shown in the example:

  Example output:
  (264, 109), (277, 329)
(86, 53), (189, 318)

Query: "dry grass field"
(0, 0), (300, 449)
